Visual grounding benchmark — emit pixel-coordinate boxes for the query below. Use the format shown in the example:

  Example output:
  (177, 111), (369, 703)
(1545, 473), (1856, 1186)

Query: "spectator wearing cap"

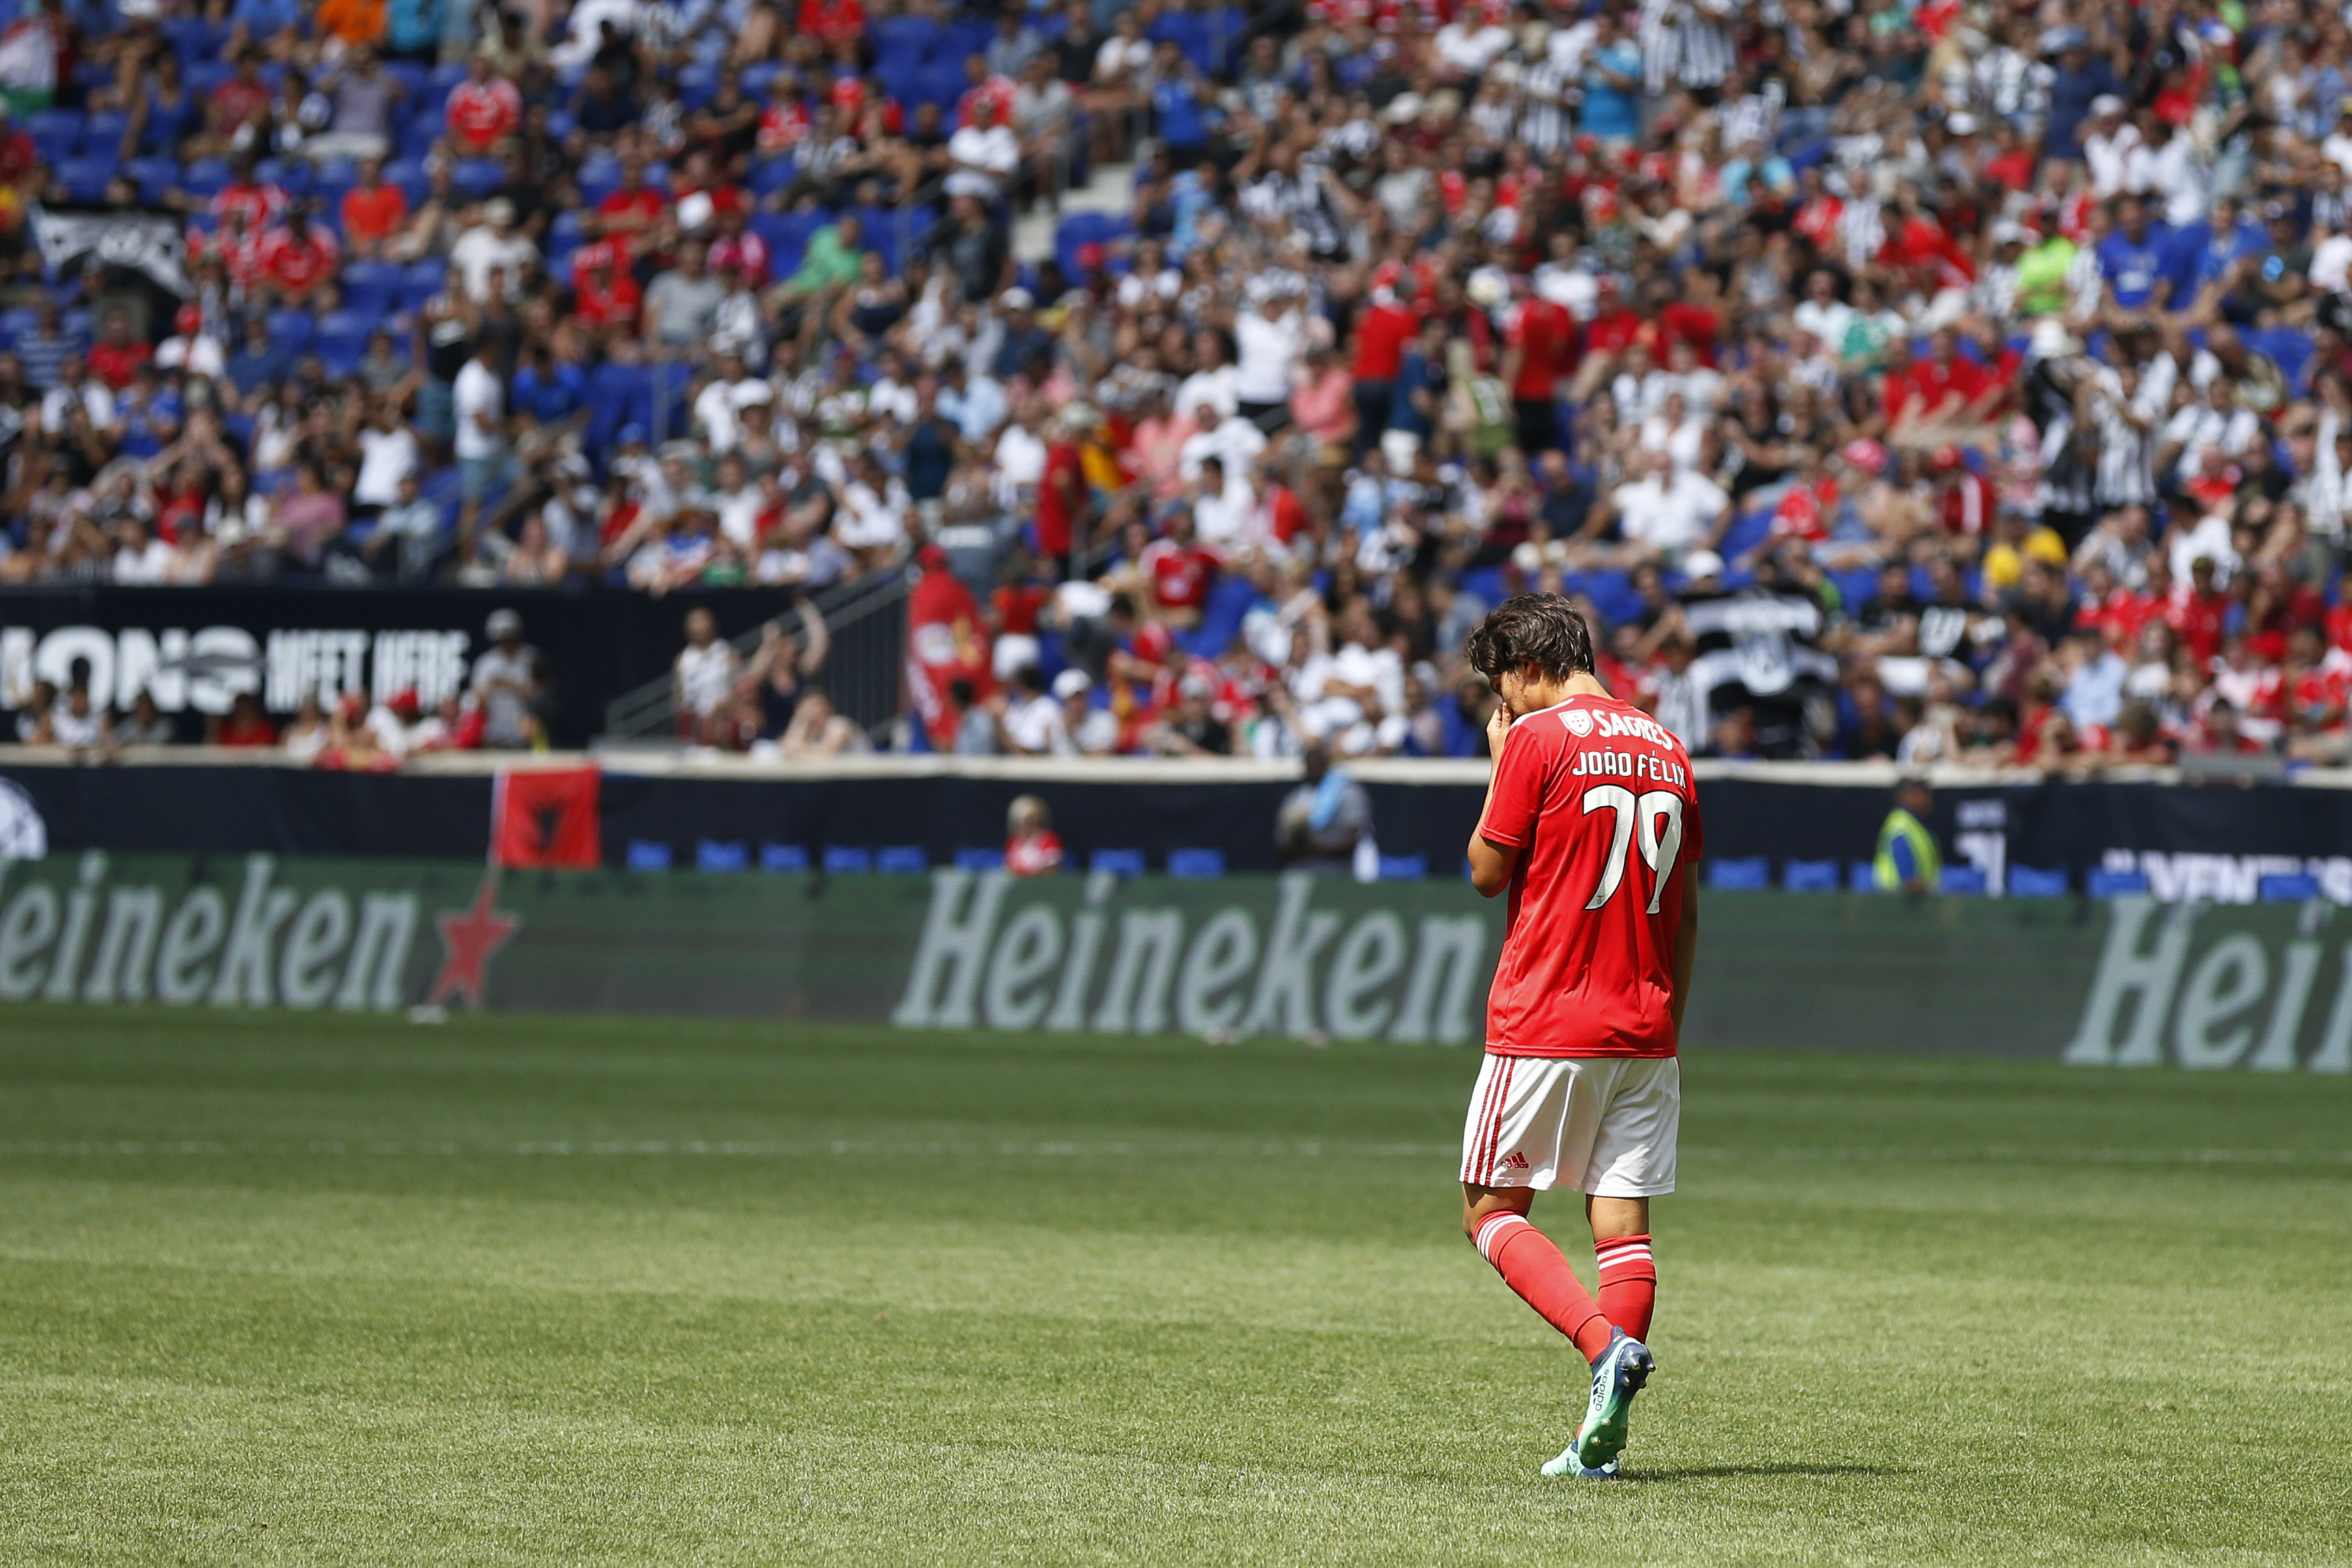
(470, 609), (539, 749)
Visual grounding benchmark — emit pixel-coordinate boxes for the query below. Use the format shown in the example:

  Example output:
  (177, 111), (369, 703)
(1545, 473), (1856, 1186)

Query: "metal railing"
(597, 565), (911, 746)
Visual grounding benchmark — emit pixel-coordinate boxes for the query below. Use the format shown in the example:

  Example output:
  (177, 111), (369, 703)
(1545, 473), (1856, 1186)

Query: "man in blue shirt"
(2096, 194), (2175, 325)
(512, 345), (586, 424)
(223, 317), (290, 403)
(1580, 12), (1643, 144)
(2166, 194), (2264, 318)
(2043, 31), (2122, 162)
(1149, 44), (1214, 164)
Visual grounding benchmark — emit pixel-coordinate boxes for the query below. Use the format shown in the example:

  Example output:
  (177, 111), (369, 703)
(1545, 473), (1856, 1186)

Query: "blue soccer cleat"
(1571, 1328), (1654, 1471)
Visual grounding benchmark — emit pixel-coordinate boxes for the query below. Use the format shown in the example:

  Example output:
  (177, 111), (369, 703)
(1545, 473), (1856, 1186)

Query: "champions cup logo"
(1563, 709), (1594, 737)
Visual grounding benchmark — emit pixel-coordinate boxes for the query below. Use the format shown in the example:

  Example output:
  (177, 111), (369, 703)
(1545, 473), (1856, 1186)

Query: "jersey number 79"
(1581, 785), (1686, 916)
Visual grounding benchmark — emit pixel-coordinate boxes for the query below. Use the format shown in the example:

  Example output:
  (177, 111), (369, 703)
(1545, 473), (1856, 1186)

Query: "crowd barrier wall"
(0, 853), (2343, 1073)
(7, 755), (2352, 902)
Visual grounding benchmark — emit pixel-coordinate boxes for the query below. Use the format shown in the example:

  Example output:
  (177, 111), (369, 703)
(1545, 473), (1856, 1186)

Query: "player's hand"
(1486, 703), (1512, 753)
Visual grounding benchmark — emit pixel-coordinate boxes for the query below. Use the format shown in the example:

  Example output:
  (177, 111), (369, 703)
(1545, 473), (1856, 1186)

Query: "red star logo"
(429, 871), (519, 1008)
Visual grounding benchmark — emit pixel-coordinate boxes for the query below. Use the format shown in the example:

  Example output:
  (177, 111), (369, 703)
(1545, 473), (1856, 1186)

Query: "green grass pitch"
(1, 1006), (2348, 1566)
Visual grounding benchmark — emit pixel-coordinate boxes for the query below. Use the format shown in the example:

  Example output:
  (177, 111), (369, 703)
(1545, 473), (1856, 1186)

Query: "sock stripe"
(1474, 1210), (1529, 1264)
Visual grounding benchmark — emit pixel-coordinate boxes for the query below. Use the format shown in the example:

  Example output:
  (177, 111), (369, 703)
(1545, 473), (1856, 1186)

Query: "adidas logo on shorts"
(1498, 1152), (1530, 1171)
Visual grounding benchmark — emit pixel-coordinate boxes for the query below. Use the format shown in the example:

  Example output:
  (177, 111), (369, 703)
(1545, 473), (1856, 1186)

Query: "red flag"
(491, 766), (601, 869)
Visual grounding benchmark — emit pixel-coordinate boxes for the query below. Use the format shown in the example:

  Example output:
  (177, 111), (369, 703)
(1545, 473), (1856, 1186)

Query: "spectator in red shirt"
(1138, 508), (1218, 626)
(1035, 405), (1091, 577)
(87, 313), (153, 392)
(596, 157), (668, 260)
(570, 238), (642, 330)
(1502, 280), (1573, 455)
(797, 0), (865, 46)
(197, 53), (272, 160)
(1003, 794), (1063, 875)
(1349, 283), (1418, 457)
(2169, 555), (2230, 667)
(445, 55), (521, 156)
(257, 206), (340, 304)
(339, 155), (408, 257)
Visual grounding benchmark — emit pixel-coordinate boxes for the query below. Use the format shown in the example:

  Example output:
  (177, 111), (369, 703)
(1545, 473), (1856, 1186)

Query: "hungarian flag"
(491, 767), (601, 869)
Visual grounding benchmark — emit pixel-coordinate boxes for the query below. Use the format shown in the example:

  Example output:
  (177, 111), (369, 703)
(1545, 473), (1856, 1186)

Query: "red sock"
(1474, 1212), (1614, 1361)
(1594, 1233), (1657, 1341)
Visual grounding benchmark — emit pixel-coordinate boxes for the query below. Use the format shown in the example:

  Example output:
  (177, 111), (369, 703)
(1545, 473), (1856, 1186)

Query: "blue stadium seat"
(1090, 849), (1146, 876)
(311, 158), (360, 201)
(1849, 861), (1880, 892)
(876, 846), (928, 874)
(128, 156), (179, 203)
(27, 108), (82, 164)
(2007, 865), (2070, 899)
(184, 62), (232, 100)
(1707, 857), (1770, 891)
(2258, 873), (2321, 902)
(1377, 854), (1427, 880)
(740, 61), (781, 97)
(953, 847), (1006, 871)
(2086, 867), (2149, 899)
(575, 156), (621, 207)
(1168, 848), (1224, 879)
(626, 841), (673, 871)
(342, 257), (403, 299)
(759, 843), (809, 872)
(1940, 865), (1988, 896)
(81, 111), (129, 155)
(255, 156), (311, 196)
(267, 308), (314, 350)
(1783, 858), (1840, 892)
(384, 156), (430, 203)
(822, 845), (873, 874)
(695, 839), (749, 872)
(57, 156), (115, 203)
(450, 158), (502, 201)
(313, 312), (372, 374)
(382, 59), (428, 102)
(872, 14), (941, 62)
(677, 64), (717, 108)
(177, 158), (232, 197)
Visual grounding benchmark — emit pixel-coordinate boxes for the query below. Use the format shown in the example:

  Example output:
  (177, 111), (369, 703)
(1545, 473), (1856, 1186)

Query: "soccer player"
(1459, 593), (1702, 1478)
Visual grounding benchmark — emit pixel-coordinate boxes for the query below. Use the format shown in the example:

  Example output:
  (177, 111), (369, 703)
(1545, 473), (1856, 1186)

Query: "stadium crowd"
(3, 0), (2352, 766)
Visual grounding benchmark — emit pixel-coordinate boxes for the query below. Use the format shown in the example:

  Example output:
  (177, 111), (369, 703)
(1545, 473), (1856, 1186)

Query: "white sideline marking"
(0, 1141), (2343, 1165)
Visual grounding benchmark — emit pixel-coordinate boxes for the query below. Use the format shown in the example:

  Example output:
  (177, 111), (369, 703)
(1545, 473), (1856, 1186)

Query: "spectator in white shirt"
(1233, 293), (1304, 425)
(1587, 448), (1732, 567)
(673, 606), (738, 742)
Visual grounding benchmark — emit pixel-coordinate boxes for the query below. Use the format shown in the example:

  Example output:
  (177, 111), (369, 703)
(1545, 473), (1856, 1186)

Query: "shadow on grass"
(1626, 1463), (1912, 1481)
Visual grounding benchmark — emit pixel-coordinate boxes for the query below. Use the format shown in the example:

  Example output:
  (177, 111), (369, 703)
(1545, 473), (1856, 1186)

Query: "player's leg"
(1459, 1054), (1616, 1363)
(1560, 1058), (1680, 1472)
(1588, 1194), (1656, 1339)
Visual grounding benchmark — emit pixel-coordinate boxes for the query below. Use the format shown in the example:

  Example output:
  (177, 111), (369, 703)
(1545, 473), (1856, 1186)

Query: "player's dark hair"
(1465, 594), (1596, 684)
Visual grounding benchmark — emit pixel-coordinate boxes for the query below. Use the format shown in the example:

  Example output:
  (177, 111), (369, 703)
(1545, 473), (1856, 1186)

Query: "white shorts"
(1459, 1053), (1680, 1197)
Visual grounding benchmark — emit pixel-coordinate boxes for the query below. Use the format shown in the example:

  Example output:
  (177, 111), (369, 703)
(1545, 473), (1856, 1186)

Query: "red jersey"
(1478, 693), (1702, 1058)
(1505, 296), (1573, 400)
(1140, 538), (1217, 612)
(1351, 301), (1418, 381)
(446, 76), (521, 153)
(257, 225), (340, 297)
(210, 179), (289, 233)
(1035, 439), (1083, 555)
(1005, 829), (1062, 876)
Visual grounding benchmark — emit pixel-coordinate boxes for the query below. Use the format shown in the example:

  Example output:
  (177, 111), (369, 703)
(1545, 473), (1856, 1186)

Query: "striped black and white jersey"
(1638, 0), (1736, 96)
(1518, 53), (1576, 157)
(2088, 377), (2157, 508)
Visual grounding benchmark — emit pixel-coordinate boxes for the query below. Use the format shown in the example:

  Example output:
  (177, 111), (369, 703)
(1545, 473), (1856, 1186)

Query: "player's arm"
(1468, 703), (1522, 898)
(1669, 863), (1700, 1034)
